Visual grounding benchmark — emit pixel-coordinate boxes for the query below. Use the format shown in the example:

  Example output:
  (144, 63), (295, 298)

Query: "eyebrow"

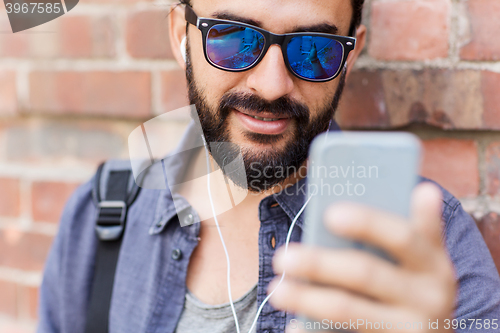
(292, 23), (339, 35)
(211, 11), (339, 35)
(212, 12), (262, 28)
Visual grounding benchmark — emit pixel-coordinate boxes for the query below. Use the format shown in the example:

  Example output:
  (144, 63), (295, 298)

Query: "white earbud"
(180, 36), (187, 62)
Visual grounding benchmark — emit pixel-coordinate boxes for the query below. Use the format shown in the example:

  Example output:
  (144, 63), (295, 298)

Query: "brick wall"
(0, 0), (498, 331)
(337, 0), (500, 280)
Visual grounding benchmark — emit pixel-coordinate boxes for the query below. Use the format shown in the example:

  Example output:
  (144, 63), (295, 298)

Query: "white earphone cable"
(202, 136), (241, 333)
(246, 193), (311, 333)
(201, 120), (331, 333)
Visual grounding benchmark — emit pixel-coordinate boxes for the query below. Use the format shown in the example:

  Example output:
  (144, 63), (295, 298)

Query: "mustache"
(218, 92), (310, 120)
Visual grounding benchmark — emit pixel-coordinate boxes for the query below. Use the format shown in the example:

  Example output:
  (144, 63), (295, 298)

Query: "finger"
(269, 278), (425, 333)
(324, 203), (432, 269)
(409, 184), (456, 314)
(411, 182), (443, 247)
(273, 244), (409, 304)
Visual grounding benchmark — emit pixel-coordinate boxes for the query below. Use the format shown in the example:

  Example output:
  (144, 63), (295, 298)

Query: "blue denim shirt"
(37, 123), (500, 333)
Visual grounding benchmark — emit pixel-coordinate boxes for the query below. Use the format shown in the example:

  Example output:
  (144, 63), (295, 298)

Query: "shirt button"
(184, 213), (194, 225)
(270, 235), (276, 249)
(171, 248), (182, 260)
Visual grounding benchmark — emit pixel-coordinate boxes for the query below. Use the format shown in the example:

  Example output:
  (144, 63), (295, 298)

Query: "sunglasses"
(185, 5), (356, 82)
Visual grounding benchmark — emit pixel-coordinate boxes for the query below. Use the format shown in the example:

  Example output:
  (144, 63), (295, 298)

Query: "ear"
(345, 24), (366, 79)
(169, 4), (188, 70)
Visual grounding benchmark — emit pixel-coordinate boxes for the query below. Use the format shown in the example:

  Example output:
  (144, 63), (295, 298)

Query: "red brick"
(160, 70), (189, 113)
(421, 139), (479, 198)
(477, 213), (500, 276)
(4, 121), (126, 162)
(31, 181), (80, 223)
(460, 0), (500, 61)
(0, 229), (53, 271)
(0, 17), (29, 57)
(0, 280), (17, 317)
(369, 0), (450, 61)
(59, 16), (93, 58)
(0, 71), (17, 115)
(29, 71), (151, 118)
(91, 15), (116, 58)
(382, 69), (482, 129)
(419, 70), (483, 129)
(482, 71), (500, 130)
(27, 286), (38, 320)
(339, 69), (483, 130)
(337, 70), (390, 129)
(1, 13), (115, 59)
(59, 15), (116, 58)
(126, 10), (174, 59)
(0, 178), (20, 217)
(17, 285), (38, 320)
(486, 142), (500, 196)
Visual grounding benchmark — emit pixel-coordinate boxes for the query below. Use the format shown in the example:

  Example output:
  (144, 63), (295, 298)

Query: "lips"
(233, 109), (291, 135)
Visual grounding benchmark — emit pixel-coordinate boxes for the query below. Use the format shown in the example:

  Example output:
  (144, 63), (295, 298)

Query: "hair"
(176, 0), (365, 36)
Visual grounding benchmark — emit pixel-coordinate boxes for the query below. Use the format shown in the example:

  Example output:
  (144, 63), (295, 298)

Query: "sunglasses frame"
(185, 5), (356, 83)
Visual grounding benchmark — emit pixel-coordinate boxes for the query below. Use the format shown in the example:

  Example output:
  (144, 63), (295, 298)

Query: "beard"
(185, 40), (347, 193)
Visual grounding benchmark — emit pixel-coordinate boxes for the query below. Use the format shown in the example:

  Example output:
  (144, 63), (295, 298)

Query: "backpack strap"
(85, 160), (141, 333)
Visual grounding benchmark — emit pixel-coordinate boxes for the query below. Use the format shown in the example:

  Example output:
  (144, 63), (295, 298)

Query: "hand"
(268, 183), (456, 333)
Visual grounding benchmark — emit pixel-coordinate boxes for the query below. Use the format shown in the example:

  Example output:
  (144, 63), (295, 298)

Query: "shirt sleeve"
(443, 197), (500, 328)
(36, 180), (97, 333)
(36, 209), (64, 333)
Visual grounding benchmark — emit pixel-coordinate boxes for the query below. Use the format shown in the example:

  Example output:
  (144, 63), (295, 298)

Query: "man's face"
(185, 0), (353, 192)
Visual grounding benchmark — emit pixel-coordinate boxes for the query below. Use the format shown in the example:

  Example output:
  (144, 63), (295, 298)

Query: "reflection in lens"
(207, 24), (265, 69)
(287, 36), (343, 80)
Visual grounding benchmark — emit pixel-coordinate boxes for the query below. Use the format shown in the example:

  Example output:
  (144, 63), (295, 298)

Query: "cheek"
(189, 38), (247, 108)
(297, 80), (339, 116)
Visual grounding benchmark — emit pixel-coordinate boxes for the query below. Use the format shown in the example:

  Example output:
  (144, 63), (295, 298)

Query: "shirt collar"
(149, 121), (203, 234)
(273, 177), (309, 229)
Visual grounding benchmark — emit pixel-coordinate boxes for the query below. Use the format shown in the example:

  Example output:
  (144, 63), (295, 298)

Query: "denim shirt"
(37, 123), (500, 333)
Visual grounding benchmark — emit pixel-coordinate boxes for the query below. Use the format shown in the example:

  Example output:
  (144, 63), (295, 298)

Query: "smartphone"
(298, 131), (421, 331)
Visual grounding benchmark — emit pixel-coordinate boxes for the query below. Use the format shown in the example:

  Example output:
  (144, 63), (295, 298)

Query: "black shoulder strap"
(85, 161), (141, 333)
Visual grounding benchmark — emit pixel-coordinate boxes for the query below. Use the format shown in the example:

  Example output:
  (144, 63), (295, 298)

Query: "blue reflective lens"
(206, 24), (265, 69)
(287, 36), (344, 80)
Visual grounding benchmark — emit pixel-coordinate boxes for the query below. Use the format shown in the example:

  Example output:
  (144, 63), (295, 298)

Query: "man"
(37, 1), (500, 332)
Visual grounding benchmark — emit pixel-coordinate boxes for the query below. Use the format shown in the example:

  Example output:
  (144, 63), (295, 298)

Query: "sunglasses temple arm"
(185, 5), (198, 27)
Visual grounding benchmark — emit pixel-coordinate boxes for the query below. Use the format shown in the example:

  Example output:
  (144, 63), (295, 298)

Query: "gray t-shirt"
(175, 284), (257, 333)
(175, 284), (258, 333)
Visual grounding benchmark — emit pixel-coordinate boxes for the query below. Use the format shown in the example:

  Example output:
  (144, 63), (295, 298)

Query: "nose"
(246, 45), (295, 101)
